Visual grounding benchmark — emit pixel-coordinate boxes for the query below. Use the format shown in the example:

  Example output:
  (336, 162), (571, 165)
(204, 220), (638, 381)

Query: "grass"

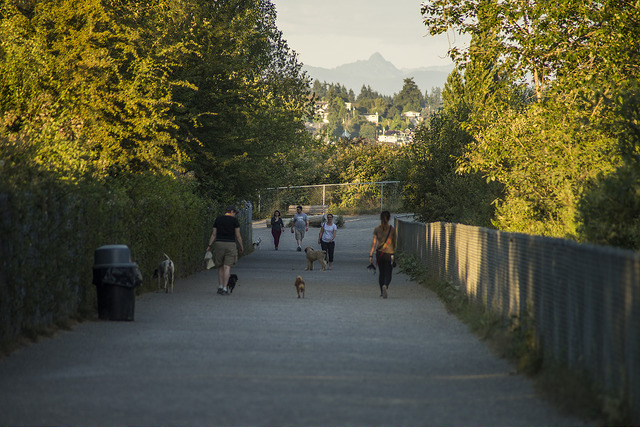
(397, 251), (631, 425)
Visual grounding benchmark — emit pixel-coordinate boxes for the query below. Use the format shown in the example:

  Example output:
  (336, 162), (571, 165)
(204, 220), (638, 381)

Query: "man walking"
(290, 205), (309, 251)
(207, 205), (244, 295)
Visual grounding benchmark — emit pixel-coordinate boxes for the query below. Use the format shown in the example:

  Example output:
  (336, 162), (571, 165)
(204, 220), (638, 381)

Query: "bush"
(578, 163), (640, 250)
(0, 171), (220, 352)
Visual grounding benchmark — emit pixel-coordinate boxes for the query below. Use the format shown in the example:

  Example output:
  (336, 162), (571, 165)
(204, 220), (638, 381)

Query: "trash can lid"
(94, 244), (131, 266)
(93, 262), (139, 269)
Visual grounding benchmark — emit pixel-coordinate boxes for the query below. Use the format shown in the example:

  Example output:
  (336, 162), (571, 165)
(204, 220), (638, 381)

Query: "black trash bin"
(92, 245), (143, 321)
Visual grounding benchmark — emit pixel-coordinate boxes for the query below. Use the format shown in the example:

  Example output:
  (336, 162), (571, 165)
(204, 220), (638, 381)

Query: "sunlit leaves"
(419, 0), (640, 246)
(1, 0), (311, 201)
(0, 0), (183, 178)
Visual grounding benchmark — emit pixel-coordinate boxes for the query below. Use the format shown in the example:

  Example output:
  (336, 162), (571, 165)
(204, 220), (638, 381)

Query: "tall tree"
(394, 77), (423, 112)
(326, 96), (346, 138)
(1, 0), (312, 203)
(424, 0), (640, 242)
(402, 69), (502, 226)
(157, 0), (311, 200)
(422, 0), (604, 102)
(0, 0), (182, 179)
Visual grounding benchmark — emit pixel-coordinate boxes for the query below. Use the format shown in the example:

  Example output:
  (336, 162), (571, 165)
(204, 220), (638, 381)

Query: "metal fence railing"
(395, 218), (640, 423)
(255, 181), (402, 219)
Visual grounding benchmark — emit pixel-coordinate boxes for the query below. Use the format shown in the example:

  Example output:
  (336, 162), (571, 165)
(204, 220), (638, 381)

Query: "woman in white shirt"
(318, 213), (338, 270)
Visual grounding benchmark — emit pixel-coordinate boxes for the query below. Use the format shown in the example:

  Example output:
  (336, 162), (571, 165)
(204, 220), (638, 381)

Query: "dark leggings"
(271, 229), (282, 248)
(376, 251), (393, 292)
(320, 241), (335, 262)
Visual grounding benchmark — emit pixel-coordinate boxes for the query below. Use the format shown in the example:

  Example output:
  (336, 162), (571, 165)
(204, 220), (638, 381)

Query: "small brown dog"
(304, 246), (327, 271)
(295, 276), (305, 299)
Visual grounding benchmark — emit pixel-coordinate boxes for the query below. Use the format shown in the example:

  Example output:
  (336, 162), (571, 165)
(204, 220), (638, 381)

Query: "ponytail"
(380, 210), (391, 230)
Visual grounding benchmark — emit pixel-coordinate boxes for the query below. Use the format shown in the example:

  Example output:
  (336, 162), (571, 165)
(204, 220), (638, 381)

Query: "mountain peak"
(368, 52), (386, 62)
(303, 55), (453, 96)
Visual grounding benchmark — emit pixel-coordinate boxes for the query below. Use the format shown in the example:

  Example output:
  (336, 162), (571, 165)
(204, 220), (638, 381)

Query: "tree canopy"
(394, 78), (423, 113)
(0, 0), (312, 201)
(415, 0), (640, 247)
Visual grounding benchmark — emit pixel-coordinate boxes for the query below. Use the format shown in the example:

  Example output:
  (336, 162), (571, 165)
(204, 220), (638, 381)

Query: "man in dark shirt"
(206, 206), (244, 295)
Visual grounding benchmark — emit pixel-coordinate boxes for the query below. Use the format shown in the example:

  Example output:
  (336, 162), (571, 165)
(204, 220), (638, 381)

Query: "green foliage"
(161, 0), (312, 200)
(258, 137), (404, 214)
(0, 0), (183, 179)
(423, 87), (442, 115)
(462, 98), (618, 237)
(312, 79), (432, 139)
(356, 85), (387, 102)
(394, 77), (423, 112)
(0, 167), (222, 349)
(326, 96), (347, 137)
(422, 0), (624, 101)
(576, 79), (640, 249)
(321, 142), (403, 211)
(326, 140), (402, 184)
(419, 0), (640, 248)
(402, 109), (501, 226)
(312, 81), (355, 103)
(0, 0), (312, 203)
(578, 163), (640, 250)
(359, 122), (377, 139)
(399, 63), (504, 227)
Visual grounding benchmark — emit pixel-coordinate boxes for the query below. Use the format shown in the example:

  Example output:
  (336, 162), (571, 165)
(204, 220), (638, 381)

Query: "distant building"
(401, 111), (423, 126)
(314, 101), (329, 123)
(401, 111), (421, 119)
(364, 113), (379, 124)
(378, 129), (413, 145)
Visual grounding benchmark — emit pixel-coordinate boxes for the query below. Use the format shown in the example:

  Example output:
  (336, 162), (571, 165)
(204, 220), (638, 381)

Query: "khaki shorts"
(294, 229), (305, 241)
(214, 241), (238, 267)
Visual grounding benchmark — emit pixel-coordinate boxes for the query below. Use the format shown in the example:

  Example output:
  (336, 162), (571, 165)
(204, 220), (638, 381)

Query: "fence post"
(322, 185), (326, 211)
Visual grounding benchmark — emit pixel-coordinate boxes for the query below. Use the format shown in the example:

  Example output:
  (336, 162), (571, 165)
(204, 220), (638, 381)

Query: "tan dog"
(304, 246), (327, 271)
(295, 276), (305, 298)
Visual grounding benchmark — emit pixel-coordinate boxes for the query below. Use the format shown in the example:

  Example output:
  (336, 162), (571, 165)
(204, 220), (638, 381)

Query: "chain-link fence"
(237, 201), (253, 251)
(395, 218), (640, 423)
(254, 181), (402, 219)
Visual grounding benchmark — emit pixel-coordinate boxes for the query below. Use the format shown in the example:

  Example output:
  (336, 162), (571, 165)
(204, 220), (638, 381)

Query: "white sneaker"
(382, 285), (388, 299)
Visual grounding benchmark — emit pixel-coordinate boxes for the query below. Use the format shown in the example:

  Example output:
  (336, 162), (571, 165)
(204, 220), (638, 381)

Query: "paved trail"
(0, 215), (583, 425)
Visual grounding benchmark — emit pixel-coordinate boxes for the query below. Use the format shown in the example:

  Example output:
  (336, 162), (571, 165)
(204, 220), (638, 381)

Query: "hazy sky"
(271, 0), (466, 70)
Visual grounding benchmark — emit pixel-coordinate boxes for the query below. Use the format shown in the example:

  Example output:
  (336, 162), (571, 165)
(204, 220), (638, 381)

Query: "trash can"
(92, 245), (143, 321)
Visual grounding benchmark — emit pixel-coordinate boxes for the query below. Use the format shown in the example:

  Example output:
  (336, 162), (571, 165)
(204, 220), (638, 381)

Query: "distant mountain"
(303, 52), (454, 96)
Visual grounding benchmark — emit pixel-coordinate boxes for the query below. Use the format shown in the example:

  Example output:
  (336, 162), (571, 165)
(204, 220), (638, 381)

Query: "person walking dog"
(207, 206), (244, 295)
